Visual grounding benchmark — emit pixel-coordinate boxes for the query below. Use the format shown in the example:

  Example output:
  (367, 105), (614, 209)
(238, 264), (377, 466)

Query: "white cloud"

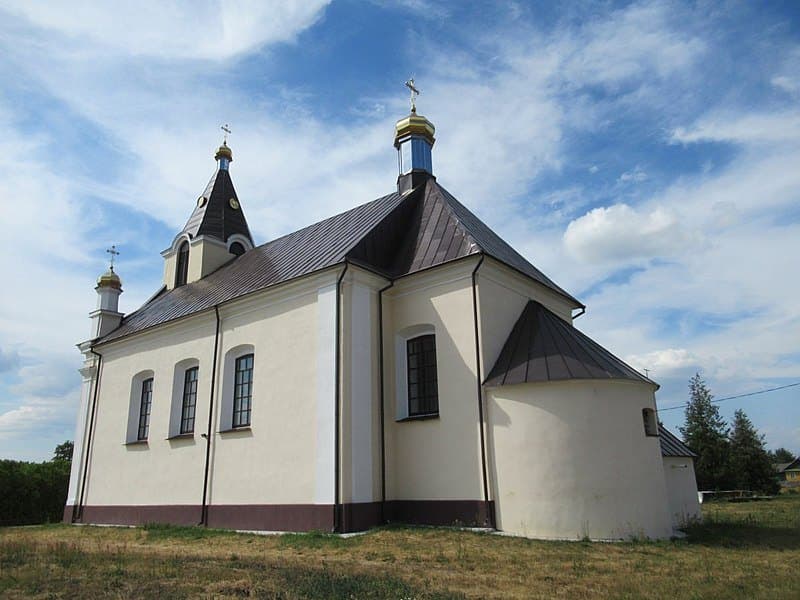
(671, 111), (800, 146)
(0, 1), (331, 60)
(563, 204), (701, 264)
(618, 166), (647, 183)
(625, 348), (702, 377)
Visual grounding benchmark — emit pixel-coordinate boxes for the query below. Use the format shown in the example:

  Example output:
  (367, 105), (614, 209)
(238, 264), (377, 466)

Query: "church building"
(65, 92), (693, 540)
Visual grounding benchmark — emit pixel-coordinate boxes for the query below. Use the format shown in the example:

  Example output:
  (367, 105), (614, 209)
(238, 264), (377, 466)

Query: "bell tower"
(162, 126), (255, 290)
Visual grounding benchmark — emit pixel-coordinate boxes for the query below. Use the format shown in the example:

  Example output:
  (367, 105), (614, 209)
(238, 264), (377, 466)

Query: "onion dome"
(215, 141), (233, 170)
(394, 112), (436, 149)
(97, 267), (122, 290)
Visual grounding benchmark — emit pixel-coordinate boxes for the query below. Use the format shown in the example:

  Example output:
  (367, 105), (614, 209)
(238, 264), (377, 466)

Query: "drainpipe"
(377, 279), (394, 524)
(75, 347), (103, 522)
(470, 254), (494, 529)
(200, 305), (221, 526)
(333, 261), (349, 532)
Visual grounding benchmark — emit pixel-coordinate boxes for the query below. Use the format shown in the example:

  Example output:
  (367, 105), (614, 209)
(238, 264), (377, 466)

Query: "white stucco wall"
(662, 456), (701, 527)
(383, 259), (484, 502)
(487, 380), (673, 540)
(82, 271), (338, 508)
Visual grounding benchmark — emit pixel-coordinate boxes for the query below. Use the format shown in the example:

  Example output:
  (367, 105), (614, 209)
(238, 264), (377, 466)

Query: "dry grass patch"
(1, 496), (799, 599)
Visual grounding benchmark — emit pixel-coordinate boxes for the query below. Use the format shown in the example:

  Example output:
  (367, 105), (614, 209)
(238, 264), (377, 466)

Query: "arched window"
(127, 370), (154, 444)
(175, 241), (189, 287)
(406, 334), (438, 417)
(395, 325), (439, 420)
(229, 242), (245, 257)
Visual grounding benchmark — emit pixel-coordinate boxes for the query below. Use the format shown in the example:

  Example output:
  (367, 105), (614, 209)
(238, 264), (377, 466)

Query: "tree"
(53, 441), (74, 463)
(768, 447), (796, 463)
(729, 410), (780, 494)
(681, 373), (731, 490)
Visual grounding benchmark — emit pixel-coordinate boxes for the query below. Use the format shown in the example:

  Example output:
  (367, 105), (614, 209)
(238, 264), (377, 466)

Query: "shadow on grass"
(684, 520), (800, 550)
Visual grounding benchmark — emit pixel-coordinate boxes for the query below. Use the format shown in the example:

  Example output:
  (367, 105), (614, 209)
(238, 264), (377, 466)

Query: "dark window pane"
(180, 367), (198, 434)
(175, 242), (189, 287)
(229, 242), (245, 256)
(233, 354), (254, 427)
(138, 377), (153, 440)
(406, 335), (438, 416)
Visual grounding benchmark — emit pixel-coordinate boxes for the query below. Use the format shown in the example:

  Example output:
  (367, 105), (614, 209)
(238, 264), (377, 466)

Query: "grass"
(1, 495), (798, 599)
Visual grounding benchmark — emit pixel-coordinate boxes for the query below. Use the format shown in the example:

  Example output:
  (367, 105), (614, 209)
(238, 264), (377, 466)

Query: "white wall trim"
(349, 280), (374, 503)
(227, 233), (254, 252)
(315, 282), (337, 504)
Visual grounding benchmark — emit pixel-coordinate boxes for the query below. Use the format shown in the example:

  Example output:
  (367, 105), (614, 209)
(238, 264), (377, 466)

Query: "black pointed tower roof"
(179, 142), (254, 245)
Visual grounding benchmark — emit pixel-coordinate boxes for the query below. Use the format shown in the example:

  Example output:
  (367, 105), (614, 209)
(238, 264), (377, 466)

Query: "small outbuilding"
(659, 424), (701, 527)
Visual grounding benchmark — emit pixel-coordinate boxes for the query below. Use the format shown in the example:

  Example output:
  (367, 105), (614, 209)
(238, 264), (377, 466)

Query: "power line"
(659, 382), (800, 413)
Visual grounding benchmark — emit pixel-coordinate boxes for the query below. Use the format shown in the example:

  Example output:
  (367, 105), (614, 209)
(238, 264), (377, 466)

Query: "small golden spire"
(97, 245), (122, 289)
(215, 124), (233, 163)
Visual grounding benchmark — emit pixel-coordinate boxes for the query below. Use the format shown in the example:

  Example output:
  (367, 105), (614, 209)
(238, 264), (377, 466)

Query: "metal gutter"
(470, 253), (495, 529)
(333, 261), (349, 532)
(75, 347), (103, 522)
(200, 305), (221, 526)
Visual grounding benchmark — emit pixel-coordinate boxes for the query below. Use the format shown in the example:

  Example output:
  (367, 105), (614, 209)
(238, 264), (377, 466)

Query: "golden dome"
(215, 141), (233, 162)
(394, 112), (435, 148)
(97, 268), (122, 290)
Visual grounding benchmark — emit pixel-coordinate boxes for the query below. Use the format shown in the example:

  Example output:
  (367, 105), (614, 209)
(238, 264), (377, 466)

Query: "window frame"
(406, 334), (439, 417)
(642, 407), (658, 437)
(175, 240), (189, 287)
(395, 325), (439, 421)
(137, 377), (154, 441)
(232, 353), (254, 428)
(179, 366), (199, 434)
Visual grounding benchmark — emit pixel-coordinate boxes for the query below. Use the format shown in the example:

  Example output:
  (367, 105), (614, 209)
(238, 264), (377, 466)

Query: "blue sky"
(0, 0), (798, 461)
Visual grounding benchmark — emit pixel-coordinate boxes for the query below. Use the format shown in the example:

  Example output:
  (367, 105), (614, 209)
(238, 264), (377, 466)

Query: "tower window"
(175, 241), (189, 287)
(180, 367), (198, 434)
(138, 378), (153, 441)
(233, 354), (254, 428)
(229, 242), (245, 256)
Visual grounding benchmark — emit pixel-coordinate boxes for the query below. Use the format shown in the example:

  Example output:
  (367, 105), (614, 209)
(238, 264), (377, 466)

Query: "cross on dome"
(221, 123), (232, 145)
(405, 78), (420, 113)
(106, 245), (120, 271)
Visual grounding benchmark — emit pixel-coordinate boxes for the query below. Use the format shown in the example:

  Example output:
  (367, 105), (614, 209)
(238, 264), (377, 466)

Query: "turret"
(395, 78), (436, 194)
(89, 247), (123, 339)
(162, 126), (255, 290)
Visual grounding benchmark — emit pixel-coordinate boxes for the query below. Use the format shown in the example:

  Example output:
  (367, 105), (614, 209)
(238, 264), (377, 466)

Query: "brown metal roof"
(180, 168), (254, 245)
(484, 300), (653, 387)
(98, 175), (583, 345)
(99, 191), (406, 343)
(659, 424), (697, 458)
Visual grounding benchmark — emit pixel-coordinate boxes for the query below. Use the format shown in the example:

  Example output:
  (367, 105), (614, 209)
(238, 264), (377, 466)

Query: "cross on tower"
(221, 123), (232, 144)
(405, 78), (420, 113)
(106, 245), (120, 270)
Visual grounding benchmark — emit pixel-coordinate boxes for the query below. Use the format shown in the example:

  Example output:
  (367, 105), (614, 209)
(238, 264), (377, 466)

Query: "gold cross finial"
(106, 245), (120, 271)
(405, 78), (420, 113)
(221, 123), (232, 145)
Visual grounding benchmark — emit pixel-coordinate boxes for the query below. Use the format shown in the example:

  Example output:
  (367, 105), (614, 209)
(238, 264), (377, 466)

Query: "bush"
(0, 459), (71, 526)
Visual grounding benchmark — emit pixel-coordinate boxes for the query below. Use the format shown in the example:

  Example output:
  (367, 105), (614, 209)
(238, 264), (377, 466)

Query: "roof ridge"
(432, 181), (582, 308)
(254, 190), (401, 253)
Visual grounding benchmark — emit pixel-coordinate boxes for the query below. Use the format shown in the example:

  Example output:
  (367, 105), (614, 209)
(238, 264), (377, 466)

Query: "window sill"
(166, 433), (194, 440)
(218, 426), (252, 435)
(396, 413), (440, 422)
(124, 440), (148, 446)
